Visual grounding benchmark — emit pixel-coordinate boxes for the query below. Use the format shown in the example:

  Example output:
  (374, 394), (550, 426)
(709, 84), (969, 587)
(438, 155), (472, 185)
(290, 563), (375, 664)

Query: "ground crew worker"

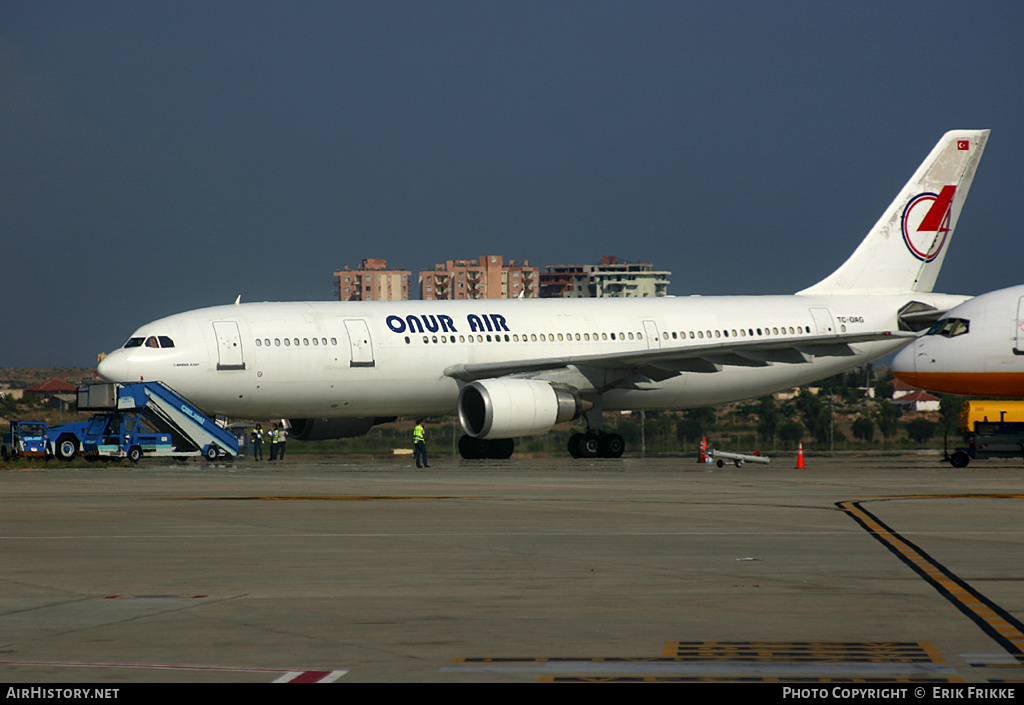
(269, 422), (280, 461)
(251, 423), (264, 461)
(413, 419), (429, 468)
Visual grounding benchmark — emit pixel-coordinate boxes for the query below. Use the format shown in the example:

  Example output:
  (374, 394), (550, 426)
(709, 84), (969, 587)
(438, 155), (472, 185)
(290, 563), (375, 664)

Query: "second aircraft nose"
(891, 342), (917, 376)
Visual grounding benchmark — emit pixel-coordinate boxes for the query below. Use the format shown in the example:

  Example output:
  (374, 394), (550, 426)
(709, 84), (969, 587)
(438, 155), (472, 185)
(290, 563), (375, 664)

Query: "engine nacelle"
(287, 416), (396, 441)
(457, 379), (584, 439)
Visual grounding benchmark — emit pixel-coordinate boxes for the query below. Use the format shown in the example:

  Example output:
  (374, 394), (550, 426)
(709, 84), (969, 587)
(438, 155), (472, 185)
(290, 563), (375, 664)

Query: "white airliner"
(97, 129), (989, 459)
(893, 283), (1024, 397)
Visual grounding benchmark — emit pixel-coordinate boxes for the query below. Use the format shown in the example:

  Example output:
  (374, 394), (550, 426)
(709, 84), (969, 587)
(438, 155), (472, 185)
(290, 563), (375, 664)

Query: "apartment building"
(334, 259), (411, 301)
(540, 256), (670, 298)
(419, 255), (539, 300)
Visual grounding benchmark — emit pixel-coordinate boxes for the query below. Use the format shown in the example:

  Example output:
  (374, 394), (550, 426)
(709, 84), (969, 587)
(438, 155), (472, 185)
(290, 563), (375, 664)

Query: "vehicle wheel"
(486, 438), (515, 459)
(717, 459), (726, 468)
(950, 450), (970, 468)
(205, 445), (220, 461)
(127, 446), (143, 463)
(1, 445), (8, 461)
(56, 435), (79, 461)
(599, 433), (625, 458)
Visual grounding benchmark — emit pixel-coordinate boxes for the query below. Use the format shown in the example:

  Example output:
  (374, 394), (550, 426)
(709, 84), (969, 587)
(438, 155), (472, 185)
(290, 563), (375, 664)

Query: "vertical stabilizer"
(798, 129), (988, 295)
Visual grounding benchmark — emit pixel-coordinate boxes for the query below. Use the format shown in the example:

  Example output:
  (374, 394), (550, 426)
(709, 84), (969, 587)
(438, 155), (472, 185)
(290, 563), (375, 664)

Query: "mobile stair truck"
(49, 382), (239, 462)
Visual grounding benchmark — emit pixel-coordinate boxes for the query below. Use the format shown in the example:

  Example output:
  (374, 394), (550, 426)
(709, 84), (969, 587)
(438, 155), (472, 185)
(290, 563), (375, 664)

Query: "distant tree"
(647, 414), (676, 451)
(794, 388), (831, 444)
(0, 394), (18, 418)
(777, 420), (804, 449)
(938, 394), (966, 434)
(873, 379), (895, 401)
(676, 407), (716, 446)
(755, 396), (779, 444)
(818, 373), (846, 394)
(905, 418), (937, 444)
(875, 402), (902, 439)
(851, 416), (875, 442)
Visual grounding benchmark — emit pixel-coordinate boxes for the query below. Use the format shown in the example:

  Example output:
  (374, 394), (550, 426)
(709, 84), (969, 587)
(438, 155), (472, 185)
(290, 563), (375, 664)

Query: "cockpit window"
(926, 317), (970, 338)
(123, 335), (175, 349)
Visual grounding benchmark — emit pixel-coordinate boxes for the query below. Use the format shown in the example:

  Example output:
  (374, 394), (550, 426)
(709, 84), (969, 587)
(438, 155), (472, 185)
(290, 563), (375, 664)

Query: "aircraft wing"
(443, 330), (915, 384)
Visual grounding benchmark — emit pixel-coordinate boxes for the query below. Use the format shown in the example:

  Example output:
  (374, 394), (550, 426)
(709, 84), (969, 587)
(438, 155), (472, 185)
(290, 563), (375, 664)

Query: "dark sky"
(3, 1), (1022, 367)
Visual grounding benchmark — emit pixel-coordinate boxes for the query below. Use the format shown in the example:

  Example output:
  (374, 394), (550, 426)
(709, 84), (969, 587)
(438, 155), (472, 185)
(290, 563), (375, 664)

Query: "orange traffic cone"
(795, 442), (806, 469)
(698, 436), (707, 464)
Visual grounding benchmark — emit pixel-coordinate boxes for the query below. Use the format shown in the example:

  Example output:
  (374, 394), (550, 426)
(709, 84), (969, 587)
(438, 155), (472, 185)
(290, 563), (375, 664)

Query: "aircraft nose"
(892, 342), (917, 375)
(97, 351), (130, 382)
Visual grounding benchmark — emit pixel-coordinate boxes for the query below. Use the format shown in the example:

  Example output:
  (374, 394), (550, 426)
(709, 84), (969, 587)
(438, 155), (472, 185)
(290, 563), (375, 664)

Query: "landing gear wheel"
(598, 433), (624, 459)
(567, 433), (584, 459)
(457, 436), (516, 460)
(458, 435), (490, 460)
(486, 438), (515, 459)
(578, 433), (600, 458)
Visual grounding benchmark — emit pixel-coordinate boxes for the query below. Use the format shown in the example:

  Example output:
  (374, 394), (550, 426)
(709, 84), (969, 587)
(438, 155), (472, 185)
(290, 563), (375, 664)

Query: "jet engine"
(287, 417), (396, 441)
(457, 379), (585, 439)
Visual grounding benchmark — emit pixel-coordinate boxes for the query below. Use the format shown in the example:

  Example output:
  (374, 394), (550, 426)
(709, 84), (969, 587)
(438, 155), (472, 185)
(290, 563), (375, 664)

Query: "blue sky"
(2, 1), (1022, 367)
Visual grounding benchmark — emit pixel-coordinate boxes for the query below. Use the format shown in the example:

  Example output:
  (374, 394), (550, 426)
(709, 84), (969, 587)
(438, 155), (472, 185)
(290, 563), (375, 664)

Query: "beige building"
(419, 255), (539, 300)
(540, 256), (671, 298)
(334, 259), (411, 301)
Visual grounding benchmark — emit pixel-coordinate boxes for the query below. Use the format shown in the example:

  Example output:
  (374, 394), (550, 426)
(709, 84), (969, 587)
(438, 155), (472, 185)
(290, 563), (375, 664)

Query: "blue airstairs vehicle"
(48, 382), (239, 462)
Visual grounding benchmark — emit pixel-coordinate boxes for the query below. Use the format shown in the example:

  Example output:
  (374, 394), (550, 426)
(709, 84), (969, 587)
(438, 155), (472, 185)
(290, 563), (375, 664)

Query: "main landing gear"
(458, 435), (515, 460)
(567, 430), (625, 459)
(457, 432), (625, 460)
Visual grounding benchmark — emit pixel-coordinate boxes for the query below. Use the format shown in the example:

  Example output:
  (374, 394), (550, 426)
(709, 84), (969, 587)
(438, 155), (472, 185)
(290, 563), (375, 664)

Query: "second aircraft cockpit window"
(926, 317), (970, 338)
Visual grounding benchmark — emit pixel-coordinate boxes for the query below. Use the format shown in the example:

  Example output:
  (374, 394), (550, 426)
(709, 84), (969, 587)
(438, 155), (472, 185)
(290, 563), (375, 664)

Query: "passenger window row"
(665, 325), (810, 340)
(404, 325), (812, 345)
(405, 330), (644, 345)
(254, 337), (339, 347)
(245, 324), (814, 349)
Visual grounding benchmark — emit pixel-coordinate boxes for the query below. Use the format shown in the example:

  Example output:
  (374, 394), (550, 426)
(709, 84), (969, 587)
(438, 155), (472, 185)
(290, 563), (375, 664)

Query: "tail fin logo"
(901, 185), (956, 262)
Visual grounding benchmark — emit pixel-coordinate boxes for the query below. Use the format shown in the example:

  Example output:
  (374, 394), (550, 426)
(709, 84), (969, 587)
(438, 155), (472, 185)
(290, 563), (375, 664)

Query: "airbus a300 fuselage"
(97, 129), (991, 458)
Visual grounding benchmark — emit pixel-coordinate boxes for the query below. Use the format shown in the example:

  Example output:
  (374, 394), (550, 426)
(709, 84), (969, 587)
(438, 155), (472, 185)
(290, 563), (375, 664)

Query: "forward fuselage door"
(212, 321), (246, 371)
(344, 319), (375, 368)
